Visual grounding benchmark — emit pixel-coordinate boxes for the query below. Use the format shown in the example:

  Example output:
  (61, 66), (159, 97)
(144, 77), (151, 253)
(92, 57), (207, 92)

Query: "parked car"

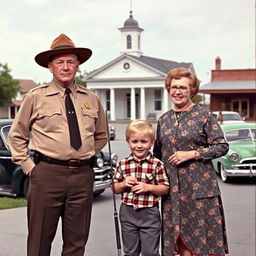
(212, 122), (256, 182)
(108, 123), (116, 140)
(0, 119), (117, 198)
(213, 111), (245, 124)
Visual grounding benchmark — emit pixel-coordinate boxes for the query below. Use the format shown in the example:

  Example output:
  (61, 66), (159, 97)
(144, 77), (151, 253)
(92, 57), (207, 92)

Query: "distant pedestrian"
(217, 111), (224, 124)
(113, 119), (169, 256)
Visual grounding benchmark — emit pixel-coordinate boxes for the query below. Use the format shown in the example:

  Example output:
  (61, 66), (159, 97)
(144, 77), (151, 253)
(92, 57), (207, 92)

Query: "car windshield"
(222, 113), (242, 121)
(1, 126), (10, 139)
(225, 128), (256, 142)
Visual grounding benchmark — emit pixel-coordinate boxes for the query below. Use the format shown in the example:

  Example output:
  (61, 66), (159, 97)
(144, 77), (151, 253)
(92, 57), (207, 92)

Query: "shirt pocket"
(37, 107), (62, 132)
(81, 108), (98, 134)
(144, 172), (155, 184)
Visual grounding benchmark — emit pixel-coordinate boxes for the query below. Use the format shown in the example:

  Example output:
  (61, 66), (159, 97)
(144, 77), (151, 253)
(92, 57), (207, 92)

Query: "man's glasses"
(170, 85), (189, 92)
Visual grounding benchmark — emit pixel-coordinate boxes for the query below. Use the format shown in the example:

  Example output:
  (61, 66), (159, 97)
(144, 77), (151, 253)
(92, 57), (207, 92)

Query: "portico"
(85, 11), (195, 121)
(91, 84), (169, 121)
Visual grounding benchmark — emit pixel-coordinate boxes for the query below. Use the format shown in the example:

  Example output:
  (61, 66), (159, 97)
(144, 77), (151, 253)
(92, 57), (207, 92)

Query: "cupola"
(119, 11), (144, 56)
(123, 11), (139, 27)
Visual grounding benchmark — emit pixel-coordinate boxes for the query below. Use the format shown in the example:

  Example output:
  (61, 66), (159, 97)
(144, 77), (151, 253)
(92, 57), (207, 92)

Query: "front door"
(126, 93), (140, 119)
(231, 98), (249, 119)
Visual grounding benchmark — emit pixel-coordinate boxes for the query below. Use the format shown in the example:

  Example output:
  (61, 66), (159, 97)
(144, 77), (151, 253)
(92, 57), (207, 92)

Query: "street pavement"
(0, 190), (120, 256)
(0, 123), (255, 255)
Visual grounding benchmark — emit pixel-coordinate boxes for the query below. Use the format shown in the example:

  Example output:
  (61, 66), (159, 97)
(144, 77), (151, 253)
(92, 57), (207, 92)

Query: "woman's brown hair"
(165, 67), (200, 98)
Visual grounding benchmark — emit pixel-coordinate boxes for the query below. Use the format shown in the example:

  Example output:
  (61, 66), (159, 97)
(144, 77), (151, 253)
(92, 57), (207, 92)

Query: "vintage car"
(212, 122), (256, 182)
(0, 119), (117, 198)
(212, 111), (245, 124)
(108, 123), (116, 140)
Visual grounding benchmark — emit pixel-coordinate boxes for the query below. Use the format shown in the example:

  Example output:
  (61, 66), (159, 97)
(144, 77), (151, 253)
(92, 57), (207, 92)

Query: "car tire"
(220, 163), (230, 183)
(93, 189), (105, 196)
(23, 177), (29, 199)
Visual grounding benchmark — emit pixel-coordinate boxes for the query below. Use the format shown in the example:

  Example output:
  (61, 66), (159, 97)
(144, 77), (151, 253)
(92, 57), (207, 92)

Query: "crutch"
(105, 111), (122, 256)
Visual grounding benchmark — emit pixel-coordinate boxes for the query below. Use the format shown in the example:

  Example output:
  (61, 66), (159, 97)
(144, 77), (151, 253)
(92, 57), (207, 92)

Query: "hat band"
(53, 45), (74, 49)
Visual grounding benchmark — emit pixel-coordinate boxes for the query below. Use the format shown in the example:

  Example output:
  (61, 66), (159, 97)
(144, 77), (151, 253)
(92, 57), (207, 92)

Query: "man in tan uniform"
(8, 34), (107, 256)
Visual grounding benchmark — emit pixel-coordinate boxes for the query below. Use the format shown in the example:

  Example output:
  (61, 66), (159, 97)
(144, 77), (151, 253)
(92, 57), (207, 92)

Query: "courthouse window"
(154, 90), (162, 111)
(106, 90), (110, 111)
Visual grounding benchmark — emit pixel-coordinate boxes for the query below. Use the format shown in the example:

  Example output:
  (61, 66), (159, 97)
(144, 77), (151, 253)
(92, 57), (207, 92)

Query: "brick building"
(200, 57), (256, 121)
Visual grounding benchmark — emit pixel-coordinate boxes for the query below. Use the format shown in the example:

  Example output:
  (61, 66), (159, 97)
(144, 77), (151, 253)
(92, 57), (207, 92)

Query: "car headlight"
(229, 152), (239, 161)
(111, 153), (118, 165)
(96, 156), (104, 168)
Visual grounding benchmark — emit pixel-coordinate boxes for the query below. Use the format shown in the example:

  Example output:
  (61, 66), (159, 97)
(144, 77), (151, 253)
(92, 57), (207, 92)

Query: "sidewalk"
(0, 207), (27, 256)
(1, 168), (255, 256)
(0, 190), (119, 256)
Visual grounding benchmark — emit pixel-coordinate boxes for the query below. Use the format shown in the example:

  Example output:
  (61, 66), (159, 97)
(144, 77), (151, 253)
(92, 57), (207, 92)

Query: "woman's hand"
(168, 150), (198, 165)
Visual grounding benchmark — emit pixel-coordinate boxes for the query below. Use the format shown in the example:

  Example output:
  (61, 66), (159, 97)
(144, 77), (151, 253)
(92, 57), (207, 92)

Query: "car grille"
(94, 168), (111, 182)
(239, 158), (256, 170)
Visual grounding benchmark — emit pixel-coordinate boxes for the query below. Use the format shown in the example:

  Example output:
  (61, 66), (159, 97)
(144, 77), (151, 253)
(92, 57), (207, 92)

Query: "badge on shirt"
(81, 103), (91, 110)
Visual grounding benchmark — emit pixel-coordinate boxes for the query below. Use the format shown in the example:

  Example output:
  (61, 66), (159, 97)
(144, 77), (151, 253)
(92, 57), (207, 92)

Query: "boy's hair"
(125, 119), (155, 141)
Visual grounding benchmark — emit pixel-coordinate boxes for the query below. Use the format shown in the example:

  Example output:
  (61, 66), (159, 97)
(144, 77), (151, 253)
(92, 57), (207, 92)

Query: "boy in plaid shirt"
(113, 120), (169, 256)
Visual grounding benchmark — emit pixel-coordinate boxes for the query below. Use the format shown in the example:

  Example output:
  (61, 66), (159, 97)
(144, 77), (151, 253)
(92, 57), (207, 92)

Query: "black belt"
(34, 152), (92, 167)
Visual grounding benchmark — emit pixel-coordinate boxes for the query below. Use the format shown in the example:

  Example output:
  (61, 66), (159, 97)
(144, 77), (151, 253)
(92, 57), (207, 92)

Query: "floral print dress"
(153, 104), (229, 256)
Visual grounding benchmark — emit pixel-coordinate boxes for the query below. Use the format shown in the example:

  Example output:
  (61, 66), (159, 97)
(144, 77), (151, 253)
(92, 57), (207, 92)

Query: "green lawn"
(0, 197), (27, 210)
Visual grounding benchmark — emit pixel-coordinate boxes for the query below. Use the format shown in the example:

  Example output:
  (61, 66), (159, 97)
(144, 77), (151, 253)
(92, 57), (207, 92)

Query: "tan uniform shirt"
(8, 79), (108, 174)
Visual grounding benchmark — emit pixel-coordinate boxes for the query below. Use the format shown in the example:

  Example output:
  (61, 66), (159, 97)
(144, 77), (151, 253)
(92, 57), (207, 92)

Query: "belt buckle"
(68, 159), (80, 168)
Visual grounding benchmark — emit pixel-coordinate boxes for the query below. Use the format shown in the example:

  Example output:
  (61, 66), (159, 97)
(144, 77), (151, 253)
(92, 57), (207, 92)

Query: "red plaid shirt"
(114, 153), (169, 210)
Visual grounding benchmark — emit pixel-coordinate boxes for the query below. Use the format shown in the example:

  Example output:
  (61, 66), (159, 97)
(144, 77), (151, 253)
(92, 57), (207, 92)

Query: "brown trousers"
(27, 161), (95, 256)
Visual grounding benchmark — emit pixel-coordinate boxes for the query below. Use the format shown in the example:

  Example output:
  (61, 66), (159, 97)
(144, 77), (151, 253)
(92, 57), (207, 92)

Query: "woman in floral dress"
(153, 68), (229, 256)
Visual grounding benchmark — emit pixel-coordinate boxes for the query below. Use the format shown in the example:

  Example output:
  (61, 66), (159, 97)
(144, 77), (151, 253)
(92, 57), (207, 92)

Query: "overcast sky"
(0, 0), (254, 85)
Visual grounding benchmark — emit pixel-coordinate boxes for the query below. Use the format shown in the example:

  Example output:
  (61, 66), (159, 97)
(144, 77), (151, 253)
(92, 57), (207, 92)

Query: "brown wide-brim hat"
(35, 33), (92, 68)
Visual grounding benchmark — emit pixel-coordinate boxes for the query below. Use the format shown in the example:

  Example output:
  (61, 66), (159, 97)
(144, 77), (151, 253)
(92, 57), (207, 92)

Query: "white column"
(163, 88), (169, 113)
(110, 88), (116, 121)
(140, 87), (145, 119)
(130, 88), (136, 120)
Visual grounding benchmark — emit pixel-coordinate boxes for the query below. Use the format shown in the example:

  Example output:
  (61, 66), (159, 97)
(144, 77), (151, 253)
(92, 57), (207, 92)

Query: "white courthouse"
(85, 11), (195, 121)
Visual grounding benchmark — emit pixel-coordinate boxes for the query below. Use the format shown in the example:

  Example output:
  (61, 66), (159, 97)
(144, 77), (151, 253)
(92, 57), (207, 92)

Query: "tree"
(193, 94), (204, 104)
(75, 69), (88, 87)
(0, 63), (19, 107)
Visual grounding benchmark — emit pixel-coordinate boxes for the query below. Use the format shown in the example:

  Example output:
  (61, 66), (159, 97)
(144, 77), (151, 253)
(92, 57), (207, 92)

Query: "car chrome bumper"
(93, 166), (113, 192)
(226, 163), (256, 177)
(93, 179), (111, 191)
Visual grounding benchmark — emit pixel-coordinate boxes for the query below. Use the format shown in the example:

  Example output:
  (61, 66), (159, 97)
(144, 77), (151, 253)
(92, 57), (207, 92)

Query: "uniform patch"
(84, 103), (91, 110)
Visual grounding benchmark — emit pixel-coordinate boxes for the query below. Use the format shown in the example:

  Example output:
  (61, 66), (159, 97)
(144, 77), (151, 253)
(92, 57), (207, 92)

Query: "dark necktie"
(65, 88), (82, 150)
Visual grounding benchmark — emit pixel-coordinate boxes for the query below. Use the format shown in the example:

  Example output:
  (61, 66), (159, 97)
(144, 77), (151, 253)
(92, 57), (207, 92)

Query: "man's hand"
(27, 169), (33, 176)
